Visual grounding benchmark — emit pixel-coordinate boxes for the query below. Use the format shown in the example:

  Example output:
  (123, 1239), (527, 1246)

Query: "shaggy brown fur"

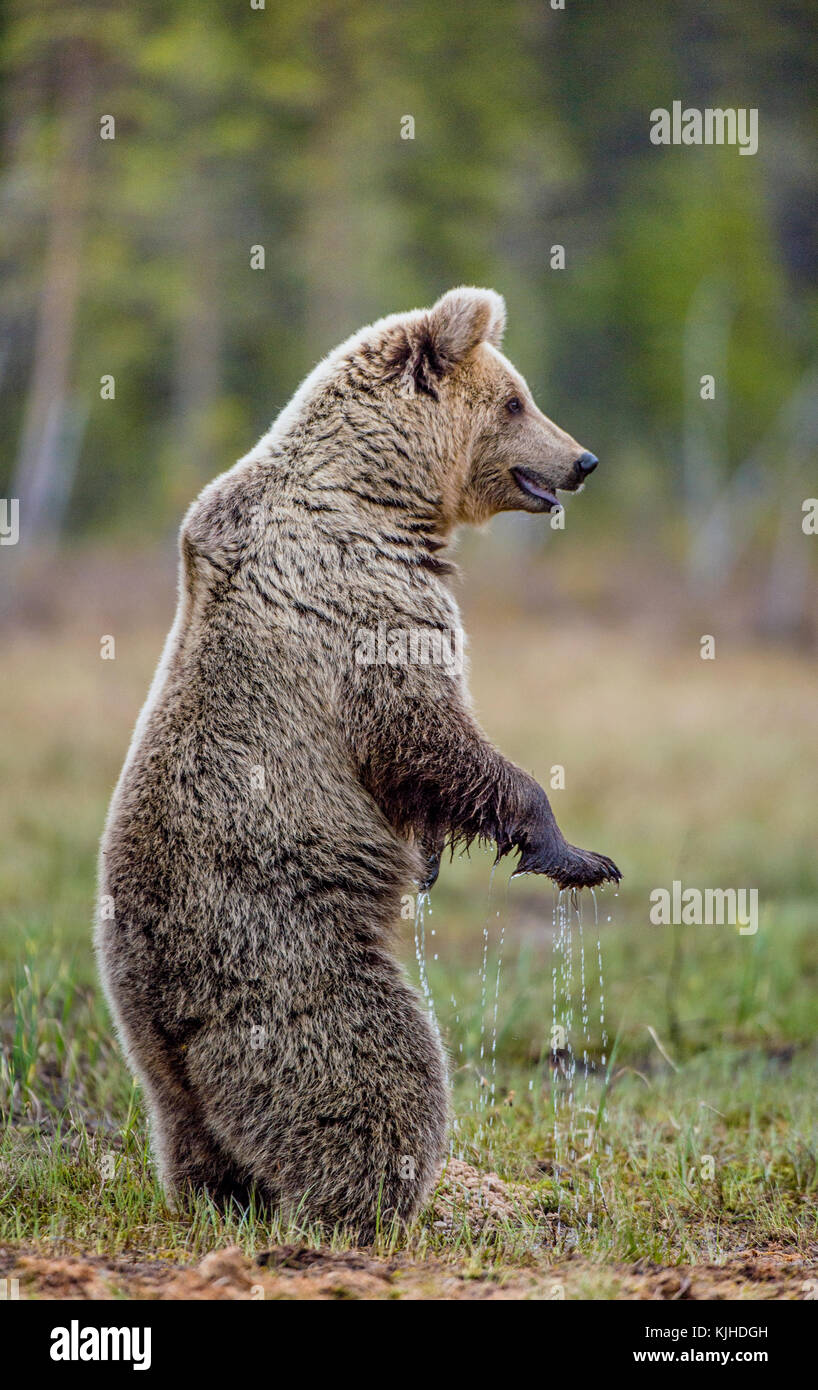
(96, 288), (620, 1239)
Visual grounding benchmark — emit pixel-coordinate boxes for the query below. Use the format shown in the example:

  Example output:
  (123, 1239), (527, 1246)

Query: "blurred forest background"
(2, 0), (818, 1236)
(1, 0), (817, 635)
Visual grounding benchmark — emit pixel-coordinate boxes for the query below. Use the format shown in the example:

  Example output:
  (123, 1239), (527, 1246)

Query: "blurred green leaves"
(1, 0), (815, 548)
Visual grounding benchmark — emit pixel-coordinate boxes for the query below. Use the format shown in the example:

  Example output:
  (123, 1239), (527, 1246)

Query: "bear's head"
(373, 287), (598, 530)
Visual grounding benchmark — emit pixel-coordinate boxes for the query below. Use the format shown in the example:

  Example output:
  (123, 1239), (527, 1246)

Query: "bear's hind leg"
(183, 991), (448, 1241)
(119, 1014), (253, 1209)
(147, 1080), (254, 1210)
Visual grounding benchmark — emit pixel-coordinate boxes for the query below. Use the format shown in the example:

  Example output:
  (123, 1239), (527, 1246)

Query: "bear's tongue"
(511, 467), (561, 510)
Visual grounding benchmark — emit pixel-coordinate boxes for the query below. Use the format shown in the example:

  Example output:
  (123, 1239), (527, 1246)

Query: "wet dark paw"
(514, 841), (621, 890)
(418, 847), (441, 892)
(553, 846), (621, 890)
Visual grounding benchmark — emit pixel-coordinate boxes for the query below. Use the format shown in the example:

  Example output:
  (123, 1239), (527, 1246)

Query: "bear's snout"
(574, 451), (598, 480)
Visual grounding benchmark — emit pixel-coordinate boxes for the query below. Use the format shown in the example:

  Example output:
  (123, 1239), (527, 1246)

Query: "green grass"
(1, 552), (816, 1295)
(3, 1039), (815, 1274)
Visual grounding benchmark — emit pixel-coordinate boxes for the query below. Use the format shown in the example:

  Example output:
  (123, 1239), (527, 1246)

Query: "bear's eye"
(506, 396), (523, 415)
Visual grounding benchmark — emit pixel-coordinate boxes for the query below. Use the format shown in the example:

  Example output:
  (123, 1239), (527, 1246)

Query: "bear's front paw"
(514, 840), (621, 890)
(418, 846), (442, 891)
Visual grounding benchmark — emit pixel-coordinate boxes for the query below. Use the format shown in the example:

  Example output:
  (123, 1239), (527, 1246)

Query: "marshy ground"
(1, 543), (816, 1299)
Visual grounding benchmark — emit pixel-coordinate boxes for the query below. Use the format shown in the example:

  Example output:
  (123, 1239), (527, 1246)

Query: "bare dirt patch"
(433, 1157), (543, 1233)
(3, 1242), (814, 1302)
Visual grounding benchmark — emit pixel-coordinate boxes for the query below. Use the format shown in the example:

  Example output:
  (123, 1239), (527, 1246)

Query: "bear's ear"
(381, 287), (506, 398)
(428, 286), (506, 364)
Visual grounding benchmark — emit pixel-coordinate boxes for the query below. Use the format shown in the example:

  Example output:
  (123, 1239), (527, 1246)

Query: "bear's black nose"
(576, 451), (598, 476)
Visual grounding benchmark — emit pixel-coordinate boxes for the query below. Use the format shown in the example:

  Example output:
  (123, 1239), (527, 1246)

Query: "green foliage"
(1, 0), (816, 542)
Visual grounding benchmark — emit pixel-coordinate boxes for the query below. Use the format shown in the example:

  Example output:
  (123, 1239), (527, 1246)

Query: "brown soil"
(1, 1243), (814, 1301)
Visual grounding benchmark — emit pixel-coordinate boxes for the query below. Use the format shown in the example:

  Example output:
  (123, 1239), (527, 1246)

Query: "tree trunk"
(12, 41), (93, 545)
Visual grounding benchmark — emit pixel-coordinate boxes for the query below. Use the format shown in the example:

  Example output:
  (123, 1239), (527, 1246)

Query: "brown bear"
(96, 287), (619, 1240)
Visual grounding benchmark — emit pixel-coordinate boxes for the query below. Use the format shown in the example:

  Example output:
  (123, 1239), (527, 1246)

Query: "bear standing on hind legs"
(96, 287), (620, 1239)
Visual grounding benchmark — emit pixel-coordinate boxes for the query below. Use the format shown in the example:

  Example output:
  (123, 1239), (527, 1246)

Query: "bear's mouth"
(510, 466), (562, 512)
